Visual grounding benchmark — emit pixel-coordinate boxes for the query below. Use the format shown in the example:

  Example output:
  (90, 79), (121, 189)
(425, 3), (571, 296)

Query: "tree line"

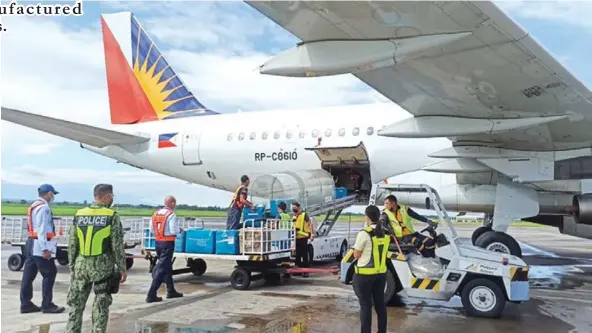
(2, 199), (229, 212)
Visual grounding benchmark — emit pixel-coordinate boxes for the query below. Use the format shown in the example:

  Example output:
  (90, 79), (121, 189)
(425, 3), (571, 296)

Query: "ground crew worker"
(19, 184), (65, 314)
(352, 205), (390, 333)
(226, 175), (254, 229)
(277, 201), (291, 229)
(146, 195), (184, 303)
(380, 195), (437, 257)
(66, 184), (127, 333)
(292, 202), (314, 277)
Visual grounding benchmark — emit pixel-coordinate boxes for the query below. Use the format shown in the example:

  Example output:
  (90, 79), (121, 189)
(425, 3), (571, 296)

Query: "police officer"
(226, 175), (254, 230)
(20, 184), (65, 314)
(146, 195), (184, 303)
(66, 184), (127, 333)
(292, 202), (314, 277)
(380, 195), (437, 257)
(352, 205), (390, 333)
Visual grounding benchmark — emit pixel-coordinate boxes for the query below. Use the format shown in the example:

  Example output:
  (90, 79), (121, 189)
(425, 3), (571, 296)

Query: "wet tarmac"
(2, 222), (592, 333)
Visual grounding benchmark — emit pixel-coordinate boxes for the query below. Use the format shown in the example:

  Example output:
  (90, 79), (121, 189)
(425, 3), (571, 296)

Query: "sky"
(1, 1), (592, 208)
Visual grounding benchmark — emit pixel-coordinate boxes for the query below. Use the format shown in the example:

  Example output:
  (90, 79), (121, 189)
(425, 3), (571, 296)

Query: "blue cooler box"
(185, 229), (216, 254)
(215, 230), (240, 255)
(143, 229), (155, 249)
(243, 204), (266, 220)
(334, 187), (348, 199)
(174, 231), (186, 253)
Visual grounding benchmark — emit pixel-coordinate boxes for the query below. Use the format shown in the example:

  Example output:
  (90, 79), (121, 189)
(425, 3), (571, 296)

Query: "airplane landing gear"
(474, 230), (522, 258)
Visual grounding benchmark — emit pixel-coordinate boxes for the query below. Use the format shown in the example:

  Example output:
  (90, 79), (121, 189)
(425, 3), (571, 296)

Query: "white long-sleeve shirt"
(30, 198), (57, 257)
(149, 208), (180, 236)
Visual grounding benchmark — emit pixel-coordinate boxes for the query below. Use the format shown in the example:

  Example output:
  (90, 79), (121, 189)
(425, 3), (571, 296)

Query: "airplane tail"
(100, 12), (218, 124)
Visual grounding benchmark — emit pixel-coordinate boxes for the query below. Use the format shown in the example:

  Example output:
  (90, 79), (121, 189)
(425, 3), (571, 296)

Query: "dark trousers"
(147, 241), (176, 298)
(402, 232), (436, 257)
(295, 238), (310, 268)
(226, 207), (242, 230)
(20, 238), (57, 310)
(353, 273), (387, 333)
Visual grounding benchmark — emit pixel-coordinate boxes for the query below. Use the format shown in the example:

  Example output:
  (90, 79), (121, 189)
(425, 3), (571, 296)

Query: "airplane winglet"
(1, 107), (150, 148)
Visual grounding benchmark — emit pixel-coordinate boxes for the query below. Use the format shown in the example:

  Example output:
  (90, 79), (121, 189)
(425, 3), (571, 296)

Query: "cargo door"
(304, 141), (369, 167)
(181, 132), (202, 165)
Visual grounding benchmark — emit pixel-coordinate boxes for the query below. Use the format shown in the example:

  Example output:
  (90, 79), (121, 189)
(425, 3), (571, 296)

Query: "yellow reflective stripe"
(76, 207), (115, 216)
(84, 225), (93, 255)
(91, 225), (111, 255)
(76, 227), (85, 253)
(355, 231), (390, 275)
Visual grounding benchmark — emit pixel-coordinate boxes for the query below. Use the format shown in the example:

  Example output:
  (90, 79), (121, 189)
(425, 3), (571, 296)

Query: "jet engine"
(571, 194), (592, 225)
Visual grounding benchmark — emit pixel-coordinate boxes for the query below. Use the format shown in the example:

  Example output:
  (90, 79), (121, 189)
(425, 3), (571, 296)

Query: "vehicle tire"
(230, 268), (251, 290)
(471, 226), (491, 245)
(8, 253), (24, 271)
(308, 245), (314, 264)
(126, 257), (134, 271)
(475, 231), (522, 258)
(57, 257), (69, 266)
(263, 273), (284, 286)
(188, 258), (207, 276)
(336, 241), (348, 262)
(383, 269), (397, 305)
(461, 278), (506, 318)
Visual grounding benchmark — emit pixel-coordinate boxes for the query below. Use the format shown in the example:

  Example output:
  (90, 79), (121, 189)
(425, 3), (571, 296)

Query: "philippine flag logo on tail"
(158, 133), (178, 148)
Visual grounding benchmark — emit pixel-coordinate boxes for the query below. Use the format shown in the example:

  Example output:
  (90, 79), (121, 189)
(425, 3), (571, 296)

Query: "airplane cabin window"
(299, 131), (306, 138)
(227, 133), (233, 141)
(262, 132), (268, 140)
(250, 132), (256, 140)
(286, 130), (293, 139)
(339, 128), (346, 136)
(312, 129), (319, 138)
(353, 127), (360, 136)
(238, 133), (245, 141)
(274, 131), (280, 139)
(367, 126), (374, 135)
(325, 129), (332, 137)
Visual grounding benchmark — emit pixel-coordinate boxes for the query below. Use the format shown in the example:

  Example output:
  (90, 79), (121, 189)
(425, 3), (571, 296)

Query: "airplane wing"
(1, 107), (150, 148)
(247, 1), (592, 152)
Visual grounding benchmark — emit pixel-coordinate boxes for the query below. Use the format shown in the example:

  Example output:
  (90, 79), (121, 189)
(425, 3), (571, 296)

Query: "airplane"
(2, 3), (592, 260)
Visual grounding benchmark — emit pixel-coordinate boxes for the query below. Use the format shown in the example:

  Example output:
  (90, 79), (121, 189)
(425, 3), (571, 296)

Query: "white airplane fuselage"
(83, 103), (451, 197)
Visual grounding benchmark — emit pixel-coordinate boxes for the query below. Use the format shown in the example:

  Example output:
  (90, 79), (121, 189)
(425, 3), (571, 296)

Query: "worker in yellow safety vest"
(380, 194), (438, 257)
(291, 202), (314, 277)
(352, 205), (390, 333)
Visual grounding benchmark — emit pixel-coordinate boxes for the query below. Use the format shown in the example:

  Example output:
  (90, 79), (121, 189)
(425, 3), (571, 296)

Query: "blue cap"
(38, 184), (59, 194)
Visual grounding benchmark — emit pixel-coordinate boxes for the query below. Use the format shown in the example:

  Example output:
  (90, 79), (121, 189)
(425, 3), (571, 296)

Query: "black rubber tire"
(383, 269), (397, 305)
(475, 231), (522, 258)
(308, 245), (314, 264)
(188, 258), (207, 276)
(263, 273), (284, 286)
(336, 241), (348, 262)
(461, 278), (506, 318)
(8, 253), (24, 271)
(471, 226), (492, 245)
(57, 258), (69, 266)
(125, 257), (134, 271)
(230, 268), (251, 290)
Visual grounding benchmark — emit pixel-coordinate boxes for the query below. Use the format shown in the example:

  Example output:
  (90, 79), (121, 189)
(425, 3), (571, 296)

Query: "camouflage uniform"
(65, 202), (126, 333)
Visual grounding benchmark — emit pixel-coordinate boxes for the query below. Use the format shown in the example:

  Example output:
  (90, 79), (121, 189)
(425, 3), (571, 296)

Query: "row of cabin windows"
(227, 126), (375, 141)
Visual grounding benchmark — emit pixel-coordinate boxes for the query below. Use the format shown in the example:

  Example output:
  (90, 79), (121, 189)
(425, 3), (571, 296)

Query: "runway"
(2, 221), (592, 333)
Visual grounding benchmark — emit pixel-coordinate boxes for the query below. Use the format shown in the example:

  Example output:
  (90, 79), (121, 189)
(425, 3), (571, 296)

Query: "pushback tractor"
(340, 184), (530, 318)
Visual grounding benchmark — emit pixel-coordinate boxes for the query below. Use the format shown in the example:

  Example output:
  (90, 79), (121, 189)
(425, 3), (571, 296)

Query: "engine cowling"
(571, 194), (592, 225)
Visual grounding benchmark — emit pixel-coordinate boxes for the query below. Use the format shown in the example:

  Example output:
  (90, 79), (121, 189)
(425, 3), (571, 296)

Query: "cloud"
(497, 1), (592, 30)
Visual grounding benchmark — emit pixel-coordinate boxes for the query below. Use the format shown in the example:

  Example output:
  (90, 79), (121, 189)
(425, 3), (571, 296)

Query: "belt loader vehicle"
(340, 184), (530, 318)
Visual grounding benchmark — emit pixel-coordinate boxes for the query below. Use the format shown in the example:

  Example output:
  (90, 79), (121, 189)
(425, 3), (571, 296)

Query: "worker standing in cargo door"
(353, 205), (390, 333)
(292, 202), (314, 277)
(226, 175), (254, 230)
(146, 196), (184, 303)
(380, 195), (437, 257)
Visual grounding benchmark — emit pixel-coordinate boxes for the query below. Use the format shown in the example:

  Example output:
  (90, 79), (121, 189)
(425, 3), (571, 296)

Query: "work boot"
(20, 303), (41, 314)
(42, 304), (65, 314)
(167, 291), (183, 299)
(145, 296), (163, 303)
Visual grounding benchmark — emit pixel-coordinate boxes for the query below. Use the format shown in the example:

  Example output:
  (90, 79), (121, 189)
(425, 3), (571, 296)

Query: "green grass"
(0, 203), (546, 227)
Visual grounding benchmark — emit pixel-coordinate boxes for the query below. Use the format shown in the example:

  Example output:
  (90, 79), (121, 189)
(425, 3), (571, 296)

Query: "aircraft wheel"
(461, 278), (505, 318)
(471, 226), (491, 245)
(8, 253), (24, 271)
(475, 231), (522, 258)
